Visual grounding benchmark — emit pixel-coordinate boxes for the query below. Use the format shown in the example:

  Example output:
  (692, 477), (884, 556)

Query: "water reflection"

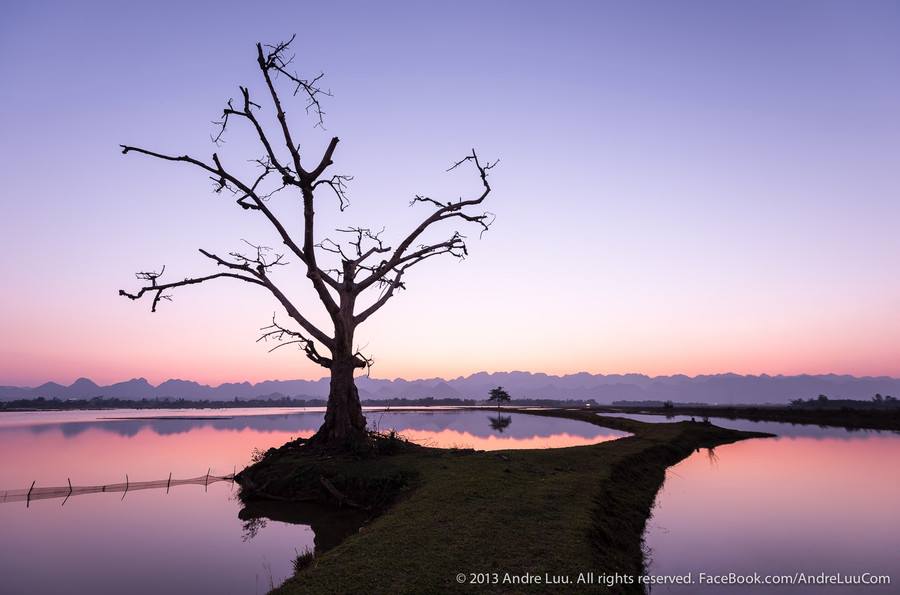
(378, 411), (626, 450)
(598, 412), (897, 439)
(239, 500), (368, 553)
(704, 446), (719, 466)
(0, 408), (624, 594)
(0, 409), (627, 455)
(6, 412), (323, 438)
(0, 482), (310, 595)
(646, 433), (900, 593)
(488, 414), (512, 433)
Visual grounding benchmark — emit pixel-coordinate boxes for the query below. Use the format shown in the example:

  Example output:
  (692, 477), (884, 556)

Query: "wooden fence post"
(62, 478), (73, 507)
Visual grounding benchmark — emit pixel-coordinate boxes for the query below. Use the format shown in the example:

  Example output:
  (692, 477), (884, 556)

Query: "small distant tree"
(873, 393), (884, 403)
(663, 400), (674, 410)
(817, 394), (829, 403)
(488, 386), (511, 411)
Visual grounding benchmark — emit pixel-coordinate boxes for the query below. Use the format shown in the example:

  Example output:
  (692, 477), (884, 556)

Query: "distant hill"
(1, 372), (898, 405)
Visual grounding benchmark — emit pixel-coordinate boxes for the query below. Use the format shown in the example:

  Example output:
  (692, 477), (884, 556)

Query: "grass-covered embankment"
(598, 404), (900, 431)
(237, 409), (770, 594)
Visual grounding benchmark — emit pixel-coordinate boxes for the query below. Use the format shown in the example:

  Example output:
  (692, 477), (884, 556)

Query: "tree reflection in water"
(488, 414), (512, 433)
(241, 516), (268, 542)
(239, 500), (369, 553)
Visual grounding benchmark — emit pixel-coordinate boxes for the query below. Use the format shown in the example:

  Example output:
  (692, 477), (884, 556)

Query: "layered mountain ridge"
(2, 371), (898, 405)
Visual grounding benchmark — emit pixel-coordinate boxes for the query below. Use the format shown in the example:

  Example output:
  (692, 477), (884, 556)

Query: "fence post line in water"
(4, 469), (239, 505)
(62, 478), (73, 507)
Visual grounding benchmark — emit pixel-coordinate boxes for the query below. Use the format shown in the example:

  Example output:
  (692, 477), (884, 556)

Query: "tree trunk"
(312, 359), (367, 446)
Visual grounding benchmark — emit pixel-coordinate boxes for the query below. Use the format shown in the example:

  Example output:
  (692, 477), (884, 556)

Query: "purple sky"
(1, 1), (899, 386)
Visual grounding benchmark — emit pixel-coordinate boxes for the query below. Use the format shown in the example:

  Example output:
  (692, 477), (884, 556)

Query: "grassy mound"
(236, 431), (425, 511)
(237, 409), (769, 594)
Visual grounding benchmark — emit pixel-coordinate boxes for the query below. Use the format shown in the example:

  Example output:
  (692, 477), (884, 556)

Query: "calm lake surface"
(0, 407), (625, 594)
(631, 415), (900, 593)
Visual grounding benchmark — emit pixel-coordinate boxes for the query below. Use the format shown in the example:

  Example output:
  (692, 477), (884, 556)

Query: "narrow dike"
(236, 410), (769, 594)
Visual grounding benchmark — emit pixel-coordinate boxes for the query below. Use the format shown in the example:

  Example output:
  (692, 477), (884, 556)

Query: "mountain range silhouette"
(2, 371), (898, 405)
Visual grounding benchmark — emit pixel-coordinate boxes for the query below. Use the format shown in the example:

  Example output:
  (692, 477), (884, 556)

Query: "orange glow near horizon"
(4, 329), (900, 387)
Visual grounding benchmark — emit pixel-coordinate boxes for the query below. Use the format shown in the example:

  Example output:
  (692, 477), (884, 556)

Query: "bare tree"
(119, 37), (497, 446)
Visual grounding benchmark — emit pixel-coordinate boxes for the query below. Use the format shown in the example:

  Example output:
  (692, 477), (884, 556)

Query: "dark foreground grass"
(237, 409), (770, 594)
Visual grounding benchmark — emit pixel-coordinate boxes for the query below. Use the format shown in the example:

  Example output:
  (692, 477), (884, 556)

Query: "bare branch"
(308, 136), (340, 181)
(254, 37), (340, 184)
(338, 227), (390, 262)
(354, 270), (404, 325)
(119, 267), (263, 313)
(352, 345), (374, 376)
(355, 149), (496, 294)
(313, 174), (353, 211)
(230, 240), (287, 269)
(315, 237), (352, 261)
(262, 36), (333, 130)
(213, 86), (296, 182)
(199, 241), (287, 277)
(258, 315), (332, 368)
(196, 247), (333, 347)
(119, 144), (342, 299)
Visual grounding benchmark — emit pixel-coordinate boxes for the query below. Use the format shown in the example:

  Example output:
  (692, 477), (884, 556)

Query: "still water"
(637, 416), (900, 593)
(0, 407), (624, 594)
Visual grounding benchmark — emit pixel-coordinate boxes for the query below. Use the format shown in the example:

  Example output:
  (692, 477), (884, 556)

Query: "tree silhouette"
(487, 386), (511, 411)
(119, 37), (497, 447)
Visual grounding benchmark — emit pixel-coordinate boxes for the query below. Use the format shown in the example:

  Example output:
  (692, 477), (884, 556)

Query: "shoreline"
(3, 401), (896, 431)
(237, 408), (771, 594)
(597, 404), (900, 432)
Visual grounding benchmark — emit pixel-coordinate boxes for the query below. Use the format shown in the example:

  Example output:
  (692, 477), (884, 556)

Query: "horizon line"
(7, 369), (900, 390)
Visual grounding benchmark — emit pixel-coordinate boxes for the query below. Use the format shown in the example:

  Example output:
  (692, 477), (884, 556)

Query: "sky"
(1, 1), (899, 386)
